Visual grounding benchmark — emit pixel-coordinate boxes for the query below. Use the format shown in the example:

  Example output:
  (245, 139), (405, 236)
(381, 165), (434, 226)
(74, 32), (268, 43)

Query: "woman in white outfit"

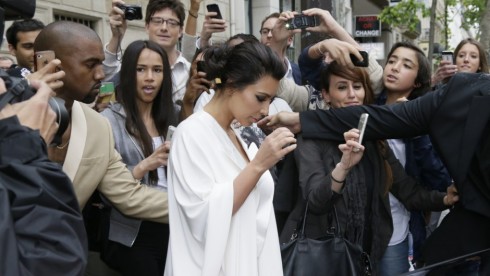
(165, 41), (297, 276)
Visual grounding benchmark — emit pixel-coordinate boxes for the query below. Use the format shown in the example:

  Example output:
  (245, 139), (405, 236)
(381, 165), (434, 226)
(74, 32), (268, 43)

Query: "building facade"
(1, 0), (467, 67)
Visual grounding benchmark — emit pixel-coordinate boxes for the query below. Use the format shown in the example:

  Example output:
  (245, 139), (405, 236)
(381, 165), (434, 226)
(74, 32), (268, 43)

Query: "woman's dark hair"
(203, 41), (285, 92)
(385, 41), (431, 100)
(118, 40), (177, 184)
(227, 33), (259, 44)
(454, 38), (489, 73)
(319, 60), (375, 105)
(320, 62), (393, 194)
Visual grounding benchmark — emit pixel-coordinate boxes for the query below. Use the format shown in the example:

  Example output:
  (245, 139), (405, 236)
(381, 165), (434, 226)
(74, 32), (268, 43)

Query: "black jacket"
(0, 116), (87, 275)
(280, 136), (446, 264)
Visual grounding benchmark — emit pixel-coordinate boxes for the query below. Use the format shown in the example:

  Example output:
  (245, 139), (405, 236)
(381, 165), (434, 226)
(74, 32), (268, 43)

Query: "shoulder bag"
(281, 201), (372, 276)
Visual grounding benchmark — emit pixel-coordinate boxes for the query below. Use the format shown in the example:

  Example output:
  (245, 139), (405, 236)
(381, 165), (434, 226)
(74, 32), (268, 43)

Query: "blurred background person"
(6, 18), (44, 73)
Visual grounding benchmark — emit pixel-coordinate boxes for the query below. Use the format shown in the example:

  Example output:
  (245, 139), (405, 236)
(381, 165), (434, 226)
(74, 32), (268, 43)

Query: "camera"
(117, 4), (143, 21)
(0, 70), (69, 145)
(286, 14), (319, 30)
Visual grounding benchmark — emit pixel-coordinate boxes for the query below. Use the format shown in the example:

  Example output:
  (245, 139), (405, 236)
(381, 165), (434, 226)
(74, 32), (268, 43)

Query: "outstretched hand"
(257, 111), (301, 135)
(431, 60), (457, 85)
(109, 0), (128, 38)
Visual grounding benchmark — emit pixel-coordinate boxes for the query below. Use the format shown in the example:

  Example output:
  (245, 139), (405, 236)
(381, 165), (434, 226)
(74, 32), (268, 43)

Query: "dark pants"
(421, 205), (490, 274)
(102, 221), (169, 276)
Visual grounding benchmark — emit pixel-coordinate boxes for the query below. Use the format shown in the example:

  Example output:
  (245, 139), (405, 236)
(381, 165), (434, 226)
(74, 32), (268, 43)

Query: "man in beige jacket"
(34, 21), (168, 274)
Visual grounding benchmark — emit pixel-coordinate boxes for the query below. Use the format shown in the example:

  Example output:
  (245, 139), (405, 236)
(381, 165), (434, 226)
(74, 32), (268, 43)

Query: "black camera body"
(118, 4), (143, 21)
(286, 14), (318, 30)
(0, 70), (69, 145)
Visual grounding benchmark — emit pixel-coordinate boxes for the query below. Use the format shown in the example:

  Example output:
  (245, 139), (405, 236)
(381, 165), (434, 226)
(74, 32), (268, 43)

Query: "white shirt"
(170, 52), (191, 104)
(387, 139), (410, 246)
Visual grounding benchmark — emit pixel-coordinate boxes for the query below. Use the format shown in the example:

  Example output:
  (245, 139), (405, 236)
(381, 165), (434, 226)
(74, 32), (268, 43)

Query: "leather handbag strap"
(300, 195), (342, 238)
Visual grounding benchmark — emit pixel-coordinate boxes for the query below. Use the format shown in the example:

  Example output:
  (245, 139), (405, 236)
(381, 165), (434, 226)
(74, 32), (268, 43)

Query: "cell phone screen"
(206, 4), (222, 19)
(441, 51), (454, 64)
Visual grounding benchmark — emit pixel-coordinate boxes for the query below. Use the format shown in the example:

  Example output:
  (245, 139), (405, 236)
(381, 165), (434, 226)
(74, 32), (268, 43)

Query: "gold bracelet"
(188, 11), (198, 18)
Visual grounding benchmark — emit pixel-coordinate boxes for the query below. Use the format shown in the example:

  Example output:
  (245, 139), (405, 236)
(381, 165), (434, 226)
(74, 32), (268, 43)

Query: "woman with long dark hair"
(101, 39), (178, 275)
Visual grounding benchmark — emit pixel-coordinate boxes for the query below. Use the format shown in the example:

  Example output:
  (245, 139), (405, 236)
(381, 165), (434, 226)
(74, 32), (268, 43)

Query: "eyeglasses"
(149, 17), (181, 28)
(259, 28), (272, 36)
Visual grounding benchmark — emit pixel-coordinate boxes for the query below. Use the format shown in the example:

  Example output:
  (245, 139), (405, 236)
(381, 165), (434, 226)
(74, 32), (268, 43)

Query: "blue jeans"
(378, 237), (410, 276)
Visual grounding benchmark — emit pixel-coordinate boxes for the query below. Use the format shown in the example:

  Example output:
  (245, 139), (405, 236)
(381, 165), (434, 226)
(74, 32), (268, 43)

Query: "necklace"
(56, 139), (70, 150)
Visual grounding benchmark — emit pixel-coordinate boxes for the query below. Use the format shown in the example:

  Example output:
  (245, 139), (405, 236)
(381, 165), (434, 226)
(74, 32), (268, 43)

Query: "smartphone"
(350, 51), (369, 67)
(357, 113), (369, 145)
(196, 60), (206, 73)
(441, 51), (454, 64)
(166, 125), (176, 142)
(97, 82), (115, 104)
(286, 14), (319, 30)
(206, 4), (222, 19)
(34, 50), (55, 72)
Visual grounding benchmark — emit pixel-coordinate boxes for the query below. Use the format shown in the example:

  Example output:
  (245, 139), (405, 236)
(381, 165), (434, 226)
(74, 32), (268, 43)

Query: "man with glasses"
(260, 12), (302, 85)
(105, 0), (190, 104)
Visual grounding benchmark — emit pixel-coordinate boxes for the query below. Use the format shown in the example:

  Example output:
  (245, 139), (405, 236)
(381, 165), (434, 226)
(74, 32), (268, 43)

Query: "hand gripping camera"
(0, 70), (69, 146)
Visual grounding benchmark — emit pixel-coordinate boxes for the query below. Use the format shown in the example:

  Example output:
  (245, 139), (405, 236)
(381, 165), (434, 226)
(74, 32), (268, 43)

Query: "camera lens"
(125, 8), (137, 21)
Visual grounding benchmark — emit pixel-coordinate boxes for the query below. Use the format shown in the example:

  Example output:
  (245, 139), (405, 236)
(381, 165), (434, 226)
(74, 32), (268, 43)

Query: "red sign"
(355, 15), (381, 37)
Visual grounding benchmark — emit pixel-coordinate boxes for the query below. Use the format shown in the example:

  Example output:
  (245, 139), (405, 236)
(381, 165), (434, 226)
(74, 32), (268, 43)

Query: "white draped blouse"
(164, 110), (282, 276)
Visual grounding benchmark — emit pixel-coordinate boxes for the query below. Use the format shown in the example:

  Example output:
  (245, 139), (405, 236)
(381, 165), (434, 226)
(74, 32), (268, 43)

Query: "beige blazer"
(62, 101), (168, 223)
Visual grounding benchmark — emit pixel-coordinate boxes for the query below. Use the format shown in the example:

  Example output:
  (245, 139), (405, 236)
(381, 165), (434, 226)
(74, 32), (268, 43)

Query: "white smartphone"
(166, 125), (176, 142)
(357, 113), (369, 145)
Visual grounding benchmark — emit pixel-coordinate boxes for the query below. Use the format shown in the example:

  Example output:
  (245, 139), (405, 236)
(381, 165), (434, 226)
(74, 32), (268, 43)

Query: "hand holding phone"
(357, 113), (369, 146)
(34, 50), (56, 72)
(96, 82), (115, 104)
(206, 4), (222, 19)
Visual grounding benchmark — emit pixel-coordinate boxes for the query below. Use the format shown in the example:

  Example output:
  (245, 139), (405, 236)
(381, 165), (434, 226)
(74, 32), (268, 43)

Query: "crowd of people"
(1, 0), (489, 275)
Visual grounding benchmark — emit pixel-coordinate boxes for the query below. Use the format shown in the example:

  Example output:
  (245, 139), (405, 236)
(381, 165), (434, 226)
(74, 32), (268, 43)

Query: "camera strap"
(0, 83), (25, 111)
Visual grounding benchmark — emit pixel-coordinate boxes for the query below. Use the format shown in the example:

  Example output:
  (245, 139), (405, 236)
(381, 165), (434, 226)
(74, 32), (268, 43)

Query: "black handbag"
(281, 201), (372, 276)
